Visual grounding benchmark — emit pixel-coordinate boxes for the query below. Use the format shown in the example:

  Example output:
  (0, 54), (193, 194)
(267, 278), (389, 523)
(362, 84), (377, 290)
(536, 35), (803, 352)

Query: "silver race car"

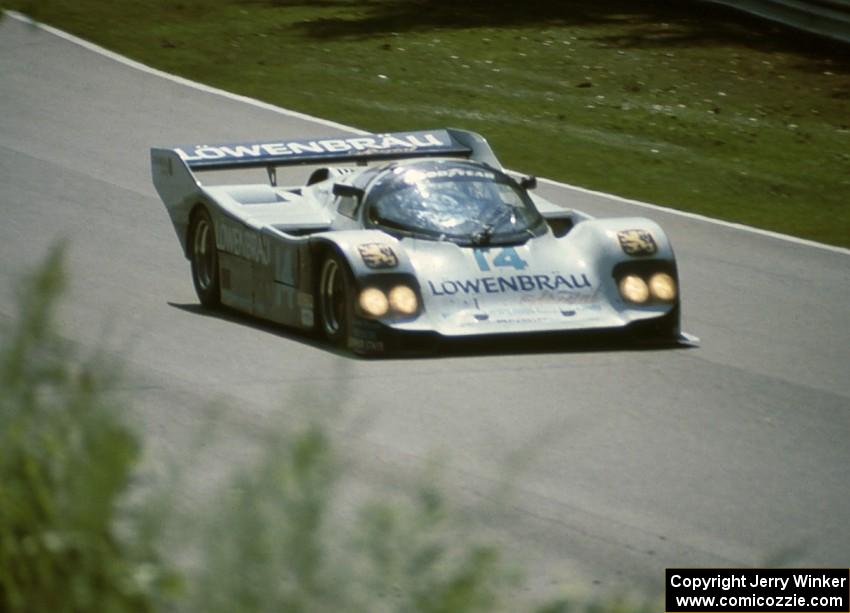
(151, 129), (688, 354)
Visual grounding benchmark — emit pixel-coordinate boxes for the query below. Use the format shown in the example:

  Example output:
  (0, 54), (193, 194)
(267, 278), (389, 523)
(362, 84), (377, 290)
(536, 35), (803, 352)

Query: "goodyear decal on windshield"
(400, 167), (495, 183)
(217, 221), (270, 265)
(428, 273), (591, 296)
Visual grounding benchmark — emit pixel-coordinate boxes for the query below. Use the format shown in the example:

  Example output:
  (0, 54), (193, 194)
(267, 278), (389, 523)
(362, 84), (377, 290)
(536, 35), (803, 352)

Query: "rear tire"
(317, 252), (354, 346)
(189, 208), (221, 307)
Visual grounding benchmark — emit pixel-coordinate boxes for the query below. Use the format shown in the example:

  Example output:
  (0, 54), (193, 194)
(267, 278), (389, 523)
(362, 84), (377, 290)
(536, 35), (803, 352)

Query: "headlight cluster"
(618, 272), (677, 304)
(358, 285), (419, 317)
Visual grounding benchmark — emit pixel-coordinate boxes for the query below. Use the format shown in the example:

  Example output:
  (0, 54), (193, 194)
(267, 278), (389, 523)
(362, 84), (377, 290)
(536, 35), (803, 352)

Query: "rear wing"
(152, 128), (500, 173)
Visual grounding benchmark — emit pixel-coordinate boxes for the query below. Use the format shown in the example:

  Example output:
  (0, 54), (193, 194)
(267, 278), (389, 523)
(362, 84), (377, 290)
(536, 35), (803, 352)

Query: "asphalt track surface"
(2, 15), (849, 597)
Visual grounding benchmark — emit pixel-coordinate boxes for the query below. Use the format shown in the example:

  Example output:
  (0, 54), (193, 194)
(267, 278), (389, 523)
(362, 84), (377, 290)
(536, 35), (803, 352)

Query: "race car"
(151, 129), (689, 354)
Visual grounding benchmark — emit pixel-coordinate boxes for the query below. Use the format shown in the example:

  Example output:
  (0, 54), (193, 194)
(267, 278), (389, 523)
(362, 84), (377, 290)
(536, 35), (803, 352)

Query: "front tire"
(189, 208), (220, 307)
(317, 252), (354, 346)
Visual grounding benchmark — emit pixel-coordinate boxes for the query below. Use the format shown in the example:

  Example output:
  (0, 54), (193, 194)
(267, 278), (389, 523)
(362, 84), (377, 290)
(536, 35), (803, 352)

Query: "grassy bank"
(4, 0), (849, 246)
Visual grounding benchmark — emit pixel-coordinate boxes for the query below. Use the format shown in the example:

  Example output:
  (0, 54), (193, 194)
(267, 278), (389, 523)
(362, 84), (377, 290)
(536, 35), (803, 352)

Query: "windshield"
(365, 162), (543, 244)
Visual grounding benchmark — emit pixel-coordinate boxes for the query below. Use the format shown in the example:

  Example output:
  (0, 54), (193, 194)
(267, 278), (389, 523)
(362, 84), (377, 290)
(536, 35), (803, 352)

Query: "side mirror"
(520, 175), (537, 191)
(333, 183), (364, 200)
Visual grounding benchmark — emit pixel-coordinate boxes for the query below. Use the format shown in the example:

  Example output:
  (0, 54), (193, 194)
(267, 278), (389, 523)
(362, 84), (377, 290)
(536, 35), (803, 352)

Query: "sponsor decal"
(428, 273), (592, 296)
(349, 320), (385, 353)
(358, 243), (399, 269)
(400, 167), (496, 183)
(217, 220), (270, 265)
(519, 290), (598, 306)
(175, 131), (450, 164)
(349, 337), (385, 353)
(617, 229), (657, 256)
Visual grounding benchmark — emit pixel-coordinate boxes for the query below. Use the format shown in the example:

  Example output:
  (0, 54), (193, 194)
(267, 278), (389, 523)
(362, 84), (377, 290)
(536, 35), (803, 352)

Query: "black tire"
(189, 208), (221, 307)
(317, 252), (354, 346)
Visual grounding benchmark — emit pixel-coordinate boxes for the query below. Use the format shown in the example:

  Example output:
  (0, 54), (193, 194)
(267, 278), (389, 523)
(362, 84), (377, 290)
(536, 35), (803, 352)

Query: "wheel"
(317, 252), (353, 346)
(189, 208), (220, 307)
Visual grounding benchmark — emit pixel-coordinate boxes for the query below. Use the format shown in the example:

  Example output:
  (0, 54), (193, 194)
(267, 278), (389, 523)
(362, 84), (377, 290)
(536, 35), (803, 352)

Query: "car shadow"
(168, 302), (352, 359)
(169, 301), (697, 360)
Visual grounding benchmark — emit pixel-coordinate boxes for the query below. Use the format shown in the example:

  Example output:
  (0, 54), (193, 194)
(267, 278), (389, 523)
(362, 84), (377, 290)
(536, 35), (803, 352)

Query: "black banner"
(666, 569), (849, 612)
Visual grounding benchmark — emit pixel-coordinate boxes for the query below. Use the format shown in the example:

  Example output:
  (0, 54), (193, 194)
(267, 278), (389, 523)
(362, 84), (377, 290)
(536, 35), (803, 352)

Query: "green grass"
(4, 0), (849, 246)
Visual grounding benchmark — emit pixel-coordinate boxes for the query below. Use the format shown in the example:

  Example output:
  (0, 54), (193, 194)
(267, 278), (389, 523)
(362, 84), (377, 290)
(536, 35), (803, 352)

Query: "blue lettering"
(518, 275), (535, 291)
(535, 275), (555, 290)
(492, 247), (528, 271)
(457, 279), (481, 294)
(474, 247), (528, 271)
(554, 275), (574, 290)
(571, 274), (592, 289)
(473, 249), (491, 272)
(429, 272), (592, 297)
(498, 277), (518, 292)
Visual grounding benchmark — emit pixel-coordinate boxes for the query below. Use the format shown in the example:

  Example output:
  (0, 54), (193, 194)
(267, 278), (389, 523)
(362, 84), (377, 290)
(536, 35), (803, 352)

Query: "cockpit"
(364, 160), (545, 245)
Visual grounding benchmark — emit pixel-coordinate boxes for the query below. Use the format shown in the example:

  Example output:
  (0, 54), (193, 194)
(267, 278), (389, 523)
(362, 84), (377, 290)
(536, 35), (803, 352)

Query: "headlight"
(388, 285), (418, 315)
(619, 275), (650, 304)
(649, 273), (676, 301)
(358, 288), (389, 317)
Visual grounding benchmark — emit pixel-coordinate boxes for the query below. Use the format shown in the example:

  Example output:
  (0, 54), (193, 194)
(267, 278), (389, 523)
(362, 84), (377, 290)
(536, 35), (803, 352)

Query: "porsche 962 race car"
(151, 129), (685, 354)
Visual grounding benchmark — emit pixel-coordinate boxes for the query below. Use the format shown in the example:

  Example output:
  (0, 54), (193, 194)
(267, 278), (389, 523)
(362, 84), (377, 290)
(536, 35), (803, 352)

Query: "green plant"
(185, 424), (515, 612)
(0, 246), (175, 613)
(0, 246), (657, 612)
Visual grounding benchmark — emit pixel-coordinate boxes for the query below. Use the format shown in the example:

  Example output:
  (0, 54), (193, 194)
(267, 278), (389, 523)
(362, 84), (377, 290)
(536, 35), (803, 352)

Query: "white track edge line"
(538, 178), (850, 255)
(3, 11), (367, 136)
(6, 10), (849, 257)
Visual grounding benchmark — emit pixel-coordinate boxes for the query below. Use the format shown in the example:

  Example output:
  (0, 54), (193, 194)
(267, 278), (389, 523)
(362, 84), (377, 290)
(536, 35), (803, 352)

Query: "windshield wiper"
(471, 224), (495, 245)
(472, 207), (515, 245)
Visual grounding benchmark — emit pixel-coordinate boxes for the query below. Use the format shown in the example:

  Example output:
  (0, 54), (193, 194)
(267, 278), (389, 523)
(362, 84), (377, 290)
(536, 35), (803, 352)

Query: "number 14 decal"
(473, 247), (528, 271)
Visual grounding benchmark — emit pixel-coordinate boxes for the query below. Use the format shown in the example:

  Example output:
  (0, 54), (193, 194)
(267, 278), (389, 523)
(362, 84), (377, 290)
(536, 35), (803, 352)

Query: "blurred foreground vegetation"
(0, 249), (656, 611)
(0, 247), (175, 613)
